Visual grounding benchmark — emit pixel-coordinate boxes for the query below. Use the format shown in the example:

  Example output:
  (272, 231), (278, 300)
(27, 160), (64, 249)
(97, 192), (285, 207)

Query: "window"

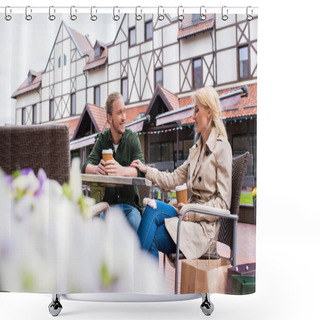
(121, 78), (128, 103)
(21, 107), (26, 125)
(155, 68), (163, 87)
(32, 104), (37, 124)
(71, 93), (76, 115)
(94, 46), (101, 58)
(49, 99), (54, 120)
(192, 14), (201, 22)
(58, 56), (61, 68)
(239, 46), (249, 79)
(28, 74), (33, 84)
(129, 27), (136, 47)
(64, 54), (67, 66)
(193, 58), (202, 89)
(94, 86), (100, 107)
(145, 21), (153, 41)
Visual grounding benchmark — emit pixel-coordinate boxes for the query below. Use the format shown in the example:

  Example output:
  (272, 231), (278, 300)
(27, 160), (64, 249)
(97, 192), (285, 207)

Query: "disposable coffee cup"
(102, 149), (113, 175)
(102, 149), (113, 162)
(176, 183), (188, 204)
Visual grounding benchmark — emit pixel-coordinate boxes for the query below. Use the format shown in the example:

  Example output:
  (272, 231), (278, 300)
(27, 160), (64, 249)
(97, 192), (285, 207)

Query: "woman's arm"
(131, 159), (189, 191)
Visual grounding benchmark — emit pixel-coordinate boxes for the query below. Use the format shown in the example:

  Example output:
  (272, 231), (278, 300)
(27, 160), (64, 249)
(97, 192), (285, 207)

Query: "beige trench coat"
(146, 127), (232, 260)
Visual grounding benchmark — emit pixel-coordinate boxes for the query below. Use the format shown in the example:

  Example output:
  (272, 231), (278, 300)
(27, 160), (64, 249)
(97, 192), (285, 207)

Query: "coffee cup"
(176, 183), (188, 204)
(102, 149), (113, 162)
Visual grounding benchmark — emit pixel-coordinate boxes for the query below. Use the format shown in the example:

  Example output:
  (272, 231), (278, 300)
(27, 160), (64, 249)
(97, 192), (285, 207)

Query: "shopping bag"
(226, 262), (256, 294)
(180, 259), (231, 294)
(231, 275), (255, 295)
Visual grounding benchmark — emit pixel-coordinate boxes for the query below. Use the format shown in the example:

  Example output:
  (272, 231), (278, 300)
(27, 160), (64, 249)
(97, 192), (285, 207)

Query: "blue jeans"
(137, 200), (177, 260)
(100, 204), (141, 232)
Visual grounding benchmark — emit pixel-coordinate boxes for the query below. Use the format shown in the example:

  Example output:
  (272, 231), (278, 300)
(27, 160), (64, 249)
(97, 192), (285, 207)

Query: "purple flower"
(20, 168), (34, 176)
(34, 168), (47, 197)
(5, 175), (13, 184)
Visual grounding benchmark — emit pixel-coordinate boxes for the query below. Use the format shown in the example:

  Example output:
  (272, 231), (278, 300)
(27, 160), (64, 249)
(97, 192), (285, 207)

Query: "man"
(81, 92), (145, 231)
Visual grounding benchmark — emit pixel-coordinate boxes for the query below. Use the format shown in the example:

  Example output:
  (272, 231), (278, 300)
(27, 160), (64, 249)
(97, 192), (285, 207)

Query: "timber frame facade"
(11, 13), (258, 187)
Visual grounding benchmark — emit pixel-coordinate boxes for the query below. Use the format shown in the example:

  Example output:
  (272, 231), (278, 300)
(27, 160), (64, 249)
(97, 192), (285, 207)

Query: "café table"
(81, 174), (152, 202)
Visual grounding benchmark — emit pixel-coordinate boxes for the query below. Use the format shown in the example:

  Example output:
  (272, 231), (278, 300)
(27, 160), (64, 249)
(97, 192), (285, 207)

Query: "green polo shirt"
(81, 129), (145, 212)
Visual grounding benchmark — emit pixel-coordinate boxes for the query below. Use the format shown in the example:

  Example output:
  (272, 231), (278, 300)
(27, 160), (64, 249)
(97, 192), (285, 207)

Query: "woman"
(131, 87), (232, 261)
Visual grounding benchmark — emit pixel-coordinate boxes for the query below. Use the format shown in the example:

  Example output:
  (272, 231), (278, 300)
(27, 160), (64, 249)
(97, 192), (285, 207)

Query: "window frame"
(129, 27), (136, 47)
(70, 93), (76, 116)
(94, 85), (100, 107)
(155, 68), (163, 87)
(21, 107), (26, 125)
(32, 104), (37, 124)
(192, 57), (203, 89)
(145, 20), (153, 41)
(121, 77), (128, 103)
(238, 45), (250, 80)
(49, 99), (54, 121)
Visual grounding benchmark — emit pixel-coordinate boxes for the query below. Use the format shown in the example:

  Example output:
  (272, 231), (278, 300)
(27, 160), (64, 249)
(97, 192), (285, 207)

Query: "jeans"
(100, 203), (141, 232)
(137, 200), (177, 260)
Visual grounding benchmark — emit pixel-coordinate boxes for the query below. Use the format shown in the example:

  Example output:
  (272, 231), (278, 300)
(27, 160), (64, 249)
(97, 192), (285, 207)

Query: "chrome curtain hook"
(246, 6), (253, 21)
(200, 6), (207, 20)
(221, 6), (228, 21)
(135, 6), (142, 21)
(91, 6), (97, 21)
(5, 6), (12, 21)
(157, 6), (164, 21)
(113, 6), (120, 21)
(49, 6), (56, 21)
(177, 6), (184, 21)
(70, 6), (77, 21)
(25, 6), (32, 21)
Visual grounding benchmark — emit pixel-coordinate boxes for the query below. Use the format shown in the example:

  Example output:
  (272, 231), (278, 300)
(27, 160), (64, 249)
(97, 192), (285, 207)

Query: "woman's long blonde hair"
(193, 87), (227, 138)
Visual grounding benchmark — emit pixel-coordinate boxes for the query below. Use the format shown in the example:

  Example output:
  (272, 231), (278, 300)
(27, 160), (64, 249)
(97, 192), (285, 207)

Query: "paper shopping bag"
(180, 259), (231, 294)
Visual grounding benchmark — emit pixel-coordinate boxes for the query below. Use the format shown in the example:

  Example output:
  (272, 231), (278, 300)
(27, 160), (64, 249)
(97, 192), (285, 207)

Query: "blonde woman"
(131, 87), (232, 261)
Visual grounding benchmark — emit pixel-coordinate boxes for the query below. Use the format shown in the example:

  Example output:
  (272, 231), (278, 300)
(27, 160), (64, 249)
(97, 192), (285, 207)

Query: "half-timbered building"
(11, 13), (257, 187)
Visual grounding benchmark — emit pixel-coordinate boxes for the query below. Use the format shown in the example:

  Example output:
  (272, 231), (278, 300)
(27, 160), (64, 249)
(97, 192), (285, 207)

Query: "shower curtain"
(0, 7), (257, 296)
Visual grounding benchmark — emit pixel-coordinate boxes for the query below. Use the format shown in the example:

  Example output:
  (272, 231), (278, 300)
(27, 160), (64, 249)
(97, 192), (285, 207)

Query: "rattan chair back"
(0, 125), (70, 185)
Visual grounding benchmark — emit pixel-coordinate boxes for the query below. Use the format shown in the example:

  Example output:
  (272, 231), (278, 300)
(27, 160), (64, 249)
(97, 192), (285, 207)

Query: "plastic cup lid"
(102, 149), (113, 154)
(175, 183), (187, 191)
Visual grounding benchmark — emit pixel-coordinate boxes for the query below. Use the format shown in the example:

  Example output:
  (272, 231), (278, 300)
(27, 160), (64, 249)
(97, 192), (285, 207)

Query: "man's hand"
(105, 159), (124, 176)
(96, 160), (108, 175)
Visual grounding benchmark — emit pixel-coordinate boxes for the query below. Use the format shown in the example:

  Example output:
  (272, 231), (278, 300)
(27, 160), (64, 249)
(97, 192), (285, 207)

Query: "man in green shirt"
(81, 92), (145, 231)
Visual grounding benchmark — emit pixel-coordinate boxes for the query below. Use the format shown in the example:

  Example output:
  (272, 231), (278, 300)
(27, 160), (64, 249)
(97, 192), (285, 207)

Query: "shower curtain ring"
(49, 6), (56, 21)
(91, 6), (97, 21)
(135, 6), (142, 21)
(113, 6), (120, 21)
(5, 6), (12, 21)
(70, 6), (77, 21)
(177, 6), (184, 21)
(221, 6), (228, 21)
(200, 6), (207, 20)
(246, 6), (253, 21)
(157, 6), (164, 21)
(25, 6), (32, 21)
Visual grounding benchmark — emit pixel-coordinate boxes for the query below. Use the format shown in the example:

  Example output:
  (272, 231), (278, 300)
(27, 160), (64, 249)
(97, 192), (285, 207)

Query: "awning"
(155, 86), (248, 126)
(70, 133), (98, 151)
(125, 115), (150, 132)
(156, 105), (193, 126)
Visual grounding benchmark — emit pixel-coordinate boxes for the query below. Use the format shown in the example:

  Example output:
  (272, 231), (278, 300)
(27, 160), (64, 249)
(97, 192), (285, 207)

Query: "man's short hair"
(106, 92), (122, 116)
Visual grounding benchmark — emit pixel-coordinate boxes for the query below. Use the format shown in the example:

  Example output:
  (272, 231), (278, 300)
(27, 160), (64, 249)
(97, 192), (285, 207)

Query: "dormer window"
(28, 73), (33, 84)
(58, 56), (61, 68)
(64, 54), (67, 66)
(94, 46), (101, 58)
(192, 14), (201, 22)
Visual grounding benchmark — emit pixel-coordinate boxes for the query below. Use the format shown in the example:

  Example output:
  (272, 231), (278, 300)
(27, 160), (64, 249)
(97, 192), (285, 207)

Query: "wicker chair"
(165, 152), (250, 294)
(0, 125), (70, 185)
(0, 124), (107, 218)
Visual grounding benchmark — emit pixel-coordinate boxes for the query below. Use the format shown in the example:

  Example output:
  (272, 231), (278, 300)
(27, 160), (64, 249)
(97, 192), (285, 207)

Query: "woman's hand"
(130, 159), (147, 173)
(177, 202), (189, 221)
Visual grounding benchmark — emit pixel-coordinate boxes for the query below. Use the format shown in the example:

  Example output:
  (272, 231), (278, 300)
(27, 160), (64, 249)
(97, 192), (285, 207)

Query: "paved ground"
(159, 222), (256, 294)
